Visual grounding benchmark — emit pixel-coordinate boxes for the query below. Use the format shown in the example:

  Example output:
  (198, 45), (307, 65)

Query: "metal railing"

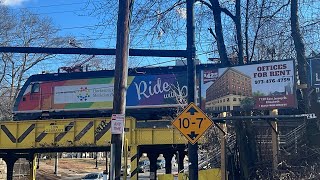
(199, 121), (307, 168)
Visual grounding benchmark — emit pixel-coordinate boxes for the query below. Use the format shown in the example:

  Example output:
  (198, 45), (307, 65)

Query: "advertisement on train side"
(201, 60), (296, 111)
(309, 58), (320, 103)
(53, 72), (188, 109)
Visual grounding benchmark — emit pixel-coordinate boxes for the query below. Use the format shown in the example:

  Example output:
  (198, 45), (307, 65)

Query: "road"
(62, 164), (187, 180)
(62, 169), (183, 180)
(36, 158), (191, 180)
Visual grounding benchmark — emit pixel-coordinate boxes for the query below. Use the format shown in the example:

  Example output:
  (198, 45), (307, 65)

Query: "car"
(157, 159), (165, 169)
(81, 172), (103, 180)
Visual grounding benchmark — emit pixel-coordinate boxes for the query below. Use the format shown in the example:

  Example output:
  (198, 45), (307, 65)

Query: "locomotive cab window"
(31, 83), (40, 93)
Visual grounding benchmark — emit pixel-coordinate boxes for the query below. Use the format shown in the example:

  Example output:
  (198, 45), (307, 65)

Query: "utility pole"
(186, 0), (198, 180)
(110, 0), (132, 180)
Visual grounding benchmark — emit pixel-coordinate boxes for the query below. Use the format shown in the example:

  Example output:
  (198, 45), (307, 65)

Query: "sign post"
(172, 103), (213, 145)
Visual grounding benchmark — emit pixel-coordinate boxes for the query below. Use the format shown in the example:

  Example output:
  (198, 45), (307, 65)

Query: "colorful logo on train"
(77, 87), (90, 101)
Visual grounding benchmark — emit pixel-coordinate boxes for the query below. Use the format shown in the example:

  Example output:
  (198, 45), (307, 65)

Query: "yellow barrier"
(178, 173), (188, 180)
(177, 169), (221, 180)
(158, 174), (174, 180)
(199, 168), (221, 180)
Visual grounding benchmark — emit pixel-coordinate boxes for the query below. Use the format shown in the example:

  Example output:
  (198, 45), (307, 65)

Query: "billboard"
(201, 60), (296, 111)
(310, 58), (320, 103)
(53, 73), (188, 109)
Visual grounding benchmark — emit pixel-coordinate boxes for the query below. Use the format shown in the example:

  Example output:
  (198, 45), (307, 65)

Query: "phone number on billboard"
(255, 77), (291, 84)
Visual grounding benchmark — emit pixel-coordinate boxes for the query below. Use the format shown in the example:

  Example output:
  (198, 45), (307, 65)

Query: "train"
(13, 66), (188, 120)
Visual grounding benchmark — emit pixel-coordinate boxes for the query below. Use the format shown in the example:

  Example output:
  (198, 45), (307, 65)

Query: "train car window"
(31, 83), (40, 93)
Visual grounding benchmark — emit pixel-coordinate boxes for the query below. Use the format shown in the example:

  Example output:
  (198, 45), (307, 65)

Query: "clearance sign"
(172, 103), (213, 144)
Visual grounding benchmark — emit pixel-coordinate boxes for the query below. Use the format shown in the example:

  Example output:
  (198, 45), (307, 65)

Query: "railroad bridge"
(0, 117), (188, 180)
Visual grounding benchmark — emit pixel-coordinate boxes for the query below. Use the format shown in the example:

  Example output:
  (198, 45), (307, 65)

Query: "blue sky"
(1, 0), (194, 70)
(3, 0), (110, 47)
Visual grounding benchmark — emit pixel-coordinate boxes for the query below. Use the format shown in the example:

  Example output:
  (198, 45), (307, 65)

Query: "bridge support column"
(176, 150), (185, 173)
(27, 153), (37, 180)
(163, 153), (173, 174)
(130, 145), (139, 180)
(3, 154), (18, 180)
(148, 152), (159, 180)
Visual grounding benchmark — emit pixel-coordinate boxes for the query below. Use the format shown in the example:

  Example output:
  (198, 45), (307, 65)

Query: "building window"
(239, 98), (241, 101)
(227, 98), (230, 102)
(223, 99), (225, 102)
(233, 98), (237, 101)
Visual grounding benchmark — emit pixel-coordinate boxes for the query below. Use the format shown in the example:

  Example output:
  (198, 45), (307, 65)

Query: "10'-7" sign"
(172, 103), (213, 144)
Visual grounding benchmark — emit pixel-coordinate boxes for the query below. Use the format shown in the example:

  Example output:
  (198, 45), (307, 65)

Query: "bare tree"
(84, 0), (320, 178)
(0, 7), (70, 120)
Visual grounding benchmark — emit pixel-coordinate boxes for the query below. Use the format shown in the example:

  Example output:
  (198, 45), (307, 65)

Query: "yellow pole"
(130, 145), (138, 180)
(29, 154), (37, 180)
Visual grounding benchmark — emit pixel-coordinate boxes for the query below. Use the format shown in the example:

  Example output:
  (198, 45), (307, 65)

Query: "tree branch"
(221, 8), (236, 22)
(250, 0), (266, 62)
(196, 0), (213, 11)
(259, 0), (290, 20)
(0, 54), (8, 84)
(149, 0), (186, 19)
(208, 27), (217, 40)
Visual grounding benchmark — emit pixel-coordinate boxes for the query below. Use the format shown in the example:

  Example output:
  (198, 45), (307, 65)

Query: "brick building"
(206, 68), (252, 111)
